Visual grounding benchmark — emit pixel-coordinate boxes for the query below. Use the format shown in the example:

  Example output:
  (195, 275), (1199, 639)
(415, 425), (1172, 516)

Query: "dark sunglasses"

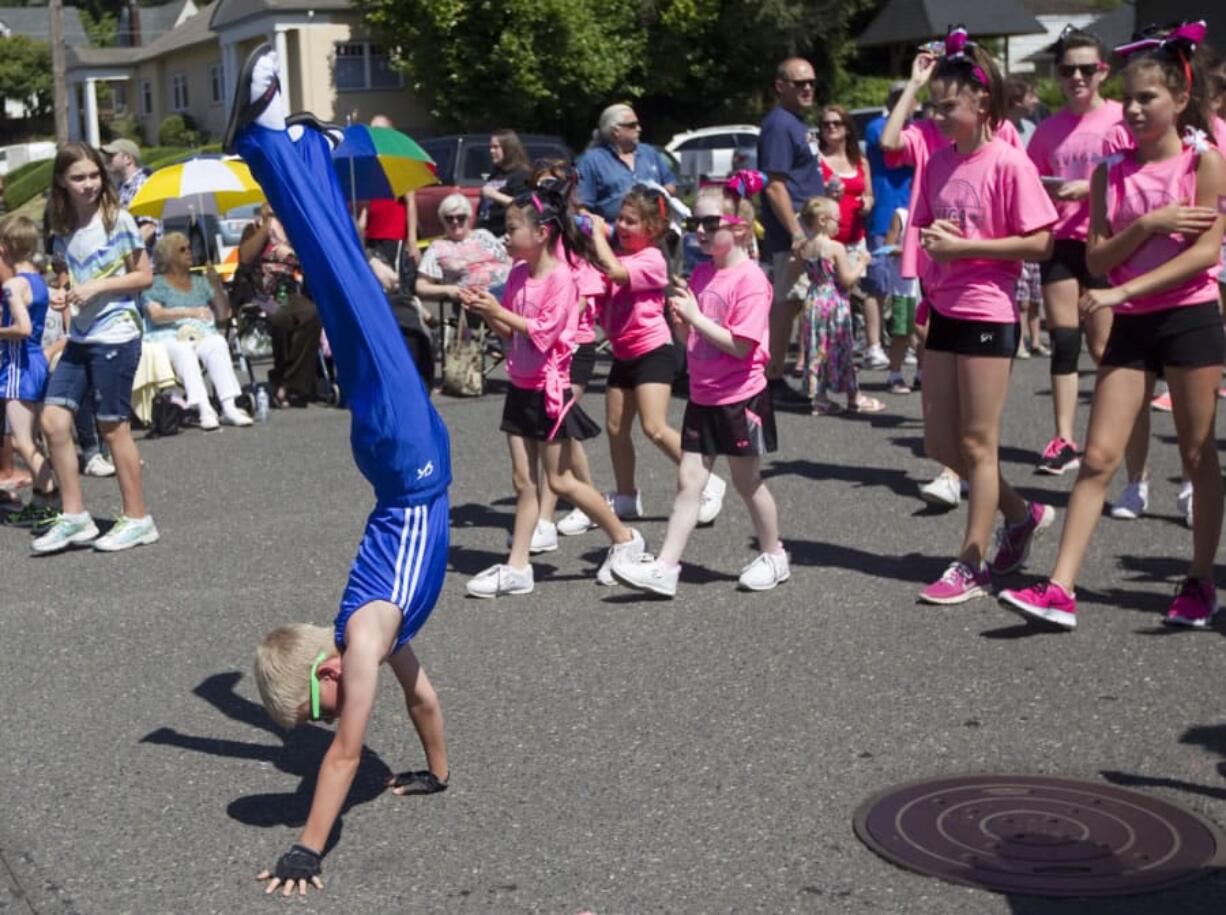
(787, 78), (817, 89)
(820, 120), (844, 129)
(1057, 63), (1105, 79)
(617, 120), (640, 129)
(442, 214), (468, 224)
(683, 215), (744, 233)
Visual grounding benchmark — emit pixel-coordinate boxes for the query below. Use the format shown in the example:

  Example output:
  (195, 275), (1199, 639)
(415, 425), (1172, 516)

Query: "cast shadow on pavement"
(785, 536), (940, 584)
(450, 501), (514, 532)
(763, 458), (920, 499)
(140, 671), (392, 854)
(1101, 722), (1226, 804)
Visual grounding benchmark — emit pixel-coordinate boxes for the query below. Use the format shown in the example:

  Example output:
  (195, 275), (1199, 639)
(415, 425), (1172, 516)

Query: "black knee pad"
(1050, 327), (1082, 375)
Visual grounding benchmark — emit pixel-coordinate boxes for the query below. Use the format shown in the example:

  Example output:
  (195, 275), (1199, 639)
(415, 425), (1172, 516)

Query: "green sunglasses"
(309, 650), (329, 721)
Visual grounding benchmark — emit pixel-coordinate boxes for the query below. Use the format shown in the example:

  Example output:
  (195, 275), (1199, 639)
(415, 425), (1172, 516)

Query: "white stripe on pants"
(163, 335), (241, 409)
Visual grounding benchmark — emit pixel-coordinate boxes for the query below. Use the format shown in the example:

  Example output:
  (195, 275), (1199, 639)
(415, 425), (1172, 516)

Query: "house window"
(112, 82), (127, 114)
(171, 72), (189, 111)
(140, 79), (153, 116)
(208, 63), (224, 105)
(333, 41), (403, 91)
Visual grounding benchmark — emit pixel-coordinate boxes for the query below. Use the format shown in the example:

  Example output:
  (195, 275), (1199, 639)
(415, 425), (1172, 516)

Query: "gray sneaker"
(93, 515), (160, 552)
(31, 513), (100, 554)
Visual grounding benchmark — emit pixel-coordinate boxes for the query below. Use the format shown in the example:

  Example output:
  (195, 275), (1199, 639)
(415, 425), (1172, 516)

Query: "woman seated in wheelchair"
(145, 232), (253, 429)
(416, 193), (512, 305)
(238, 204), (322, 408)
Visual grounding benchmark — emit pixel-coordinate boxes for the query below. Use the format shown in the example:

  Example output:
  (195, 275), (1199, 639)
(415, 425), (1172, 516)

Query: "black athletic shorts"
(1040, 238), (1110, 289)
(682, 388), (778, 456)
(606, 343), (678, 389)
(1100, 301), (1225, 373)
(570, 341), (598, 389)
(925, 308), (1020, 358)
(500, 385), (601, 442)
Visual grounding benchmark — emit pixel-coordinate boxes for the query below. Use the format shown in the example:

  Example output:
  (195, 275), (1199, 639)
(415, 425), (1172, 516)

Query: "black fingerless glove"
(274, 843), (322, 881)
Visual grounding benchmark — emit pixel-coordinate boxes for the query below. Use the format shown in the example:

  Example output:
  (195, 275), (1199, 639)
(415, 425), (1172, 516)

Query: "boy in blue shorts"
(230, 45), (452, 897)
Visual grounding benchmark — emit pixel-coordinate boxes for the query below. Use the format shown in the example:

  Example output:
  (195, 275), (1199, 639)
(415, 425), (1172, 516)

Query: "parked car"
(416, 134), (572, 238)
(666, 125), (760, 188)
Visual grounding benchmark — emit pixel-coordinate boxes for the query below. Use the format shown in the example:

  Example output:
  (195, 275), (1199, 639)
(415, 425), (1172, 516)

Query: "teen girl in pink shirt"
(612, 189), (787, 596)
(908, 29), (1060, 606)
(1002, 22), (1225, 631)
(589, 188), (727, 526)
(459, 188), (645, 598)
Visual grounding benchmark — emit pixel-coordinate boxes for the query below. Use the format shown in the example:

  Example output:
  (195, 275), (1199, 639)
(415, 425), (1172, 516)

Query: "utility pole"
(50, 0), (69, 143)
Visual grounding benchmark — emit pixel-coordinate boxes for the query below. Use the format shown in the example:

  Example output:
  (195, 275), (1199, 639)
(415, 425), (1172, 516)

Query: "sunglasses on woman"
(820, 120), (844, 129)
(1057, 62), (1105, 79)
(683, 215), (745, 233)
(442, 215), (468, 225)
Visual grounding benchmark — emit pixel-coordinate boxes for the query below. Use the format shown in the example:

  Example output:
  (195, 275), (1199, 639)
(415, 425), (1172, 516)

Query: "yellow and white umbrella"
(128, 156), (264, 220)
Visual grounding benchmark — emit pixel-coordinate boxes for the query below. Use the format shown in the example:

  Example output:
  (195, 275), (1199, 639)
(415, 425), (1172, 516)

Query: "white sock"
(251, 52), (285, 131)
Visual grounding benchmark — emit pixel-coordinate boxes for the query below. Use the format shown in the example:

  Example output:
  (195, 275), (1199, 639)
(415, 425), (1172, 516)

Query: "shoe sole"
(93, 529), (160, 552)
(738, 571), (790, 592)
(466, 584), (534, 599)
(31, 524), (101, 554)
(918, 584), (990, 605)
(610, 568), (677, 597)
(1163, 605), (1220, 629)
(1035, 459), (1081, 476)
(223, 42), (274, 153)
(1108, 506), (1144, 520)
(557, 524), (597, 536)
(998, 592), (1077, 630)
(919, 489), (959, 509)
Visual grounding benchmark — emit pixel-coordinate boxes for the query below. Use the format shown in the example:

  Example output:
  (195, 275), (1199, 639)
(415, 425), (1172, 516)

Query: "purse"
(442, 319), (485, 397)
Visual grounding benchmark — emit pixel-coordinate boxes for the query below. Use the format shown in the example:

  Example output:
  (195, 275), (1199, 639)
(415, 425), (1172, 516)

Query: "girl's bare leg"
(728, 455), (781, 554)
(540, 441), (632, 544)
(1044, 278), (1081, 443)
(99, 420), (147, 518)
(605, 384), (638, 495)
(6, 401), (53, 494)
(42, 405), (83, 514)
(506, 434), (539, 568)
(1167, 364), (1223, 581)
(634, 382), (682, 464)
(658, 452), (713, 566)
(953, 355), (1018, 567)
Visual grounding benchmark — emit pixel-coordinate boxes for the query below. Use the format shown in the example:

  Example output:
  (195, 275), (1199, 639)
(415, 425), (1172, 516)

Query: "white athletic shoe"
(596, 528), (645, 585)
(221, 407), (254, 427)
(506, 520), (558, 554)
(199, 409), (220, 431)
(82, 454), (116, 478)
(697, 474), (727, 525)
(466, 563), (534, 598)
(919, 472), (961, 509)
(612, 554), (679, 597)
(92, 515), (159, 552)
(738, 551), (791, 591)
(1109, 480), (1149, 520)
(556, 507), (596, 536)
(31, 513), (100, 554)
(863, 344), (889, 370)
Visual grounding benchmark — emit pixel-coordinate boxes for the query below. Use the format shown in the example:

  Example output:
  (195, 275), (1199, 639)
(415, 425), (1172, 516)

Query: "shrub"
(829, 73), (898, 112)
(158, 113), (201, 147)
(107, 115), (143, 143)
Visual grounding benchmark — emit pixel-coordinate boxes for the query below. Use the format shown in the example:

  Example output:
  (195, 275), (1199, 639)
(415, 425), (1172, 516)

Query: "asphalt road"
(2, 351), (1224, 915)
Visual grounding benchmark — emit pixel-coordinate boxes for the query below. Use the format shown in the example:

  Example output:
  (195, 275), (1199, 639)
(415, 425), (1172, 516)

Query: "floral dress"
(801, 255), (857, 399)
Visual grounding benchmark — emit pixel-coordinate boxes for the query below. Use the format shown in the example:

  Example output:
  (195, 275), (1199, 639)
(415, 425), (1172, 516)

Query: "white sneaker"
(557, 507), (596, 536)
(82, 454), (116, 478)
(697, 474), (727, 525)
(221, 407), (254, 427)
(93, 515), (159, 552)
(919, 472), (961, 508)
(1177, 481), (1194, 528)
(1109, 480), (1149, 520)
(597, 528), (645, 585)
(903, 346), (918, 366)
(505, 520), (558, 554)
(604, 490), (643, 520)
(199, 409), (220, 431)
(31, 512), (100, 554)
(466, 563), (534, 598)
(863, 344), (889, 370)
(612, 554), (679, 597)
(738, 550), (791, 591)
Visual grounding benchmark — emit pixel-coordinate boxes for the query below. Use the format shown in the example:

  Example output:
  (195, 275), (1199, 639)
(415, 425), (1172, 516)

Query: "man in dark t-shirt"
(758, 57), (824, 400)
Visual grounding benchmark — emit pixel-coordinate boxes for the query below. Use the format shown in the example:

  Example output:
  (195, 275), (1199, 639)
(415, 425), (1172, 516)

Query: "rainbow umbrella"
(332, 125), (438, 203)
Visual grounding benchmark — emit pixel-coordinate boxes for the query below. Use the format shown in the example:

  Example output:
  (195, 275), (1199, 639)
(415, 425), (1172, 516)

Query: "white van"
(0, 141), (57, 177)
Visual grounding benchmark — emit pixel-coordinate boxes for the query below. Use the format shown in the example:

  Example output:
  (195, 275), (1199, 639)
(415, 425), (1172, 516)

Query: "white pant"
(163, 335), (241, 412)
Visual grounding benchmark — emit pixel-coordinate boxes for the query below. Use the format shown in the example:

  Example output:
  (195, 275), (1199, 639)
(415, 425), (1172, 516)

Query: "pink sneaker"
(989, 501), (1055, 575)
(1036, 437), (1080, 475)
(920, 561), (991, 605)
(1151, 392), (1173, 412)
(1163, 577), (1219, 628)
(999, 580), (1077, 630)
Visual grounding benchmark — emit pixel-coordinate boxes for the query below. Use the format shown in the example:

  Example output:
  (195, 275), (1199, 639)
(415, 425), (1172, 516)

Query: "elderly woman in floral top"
(145, 232), (252, 429)
(416, 193), (512, 302)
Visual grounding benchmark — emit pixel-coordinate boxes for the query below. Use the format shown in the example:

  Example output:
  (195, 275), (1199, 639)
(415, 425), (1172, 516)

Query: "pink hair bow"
(1114, 20), (1206, 58)
(725, 170), (766, 199)
(943, 27), (988, 87)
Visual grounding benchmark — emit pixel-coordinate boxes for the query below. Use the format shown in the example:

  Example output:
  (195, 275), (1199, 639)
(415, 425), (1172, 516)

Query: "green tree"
(0, 35), (52, 119)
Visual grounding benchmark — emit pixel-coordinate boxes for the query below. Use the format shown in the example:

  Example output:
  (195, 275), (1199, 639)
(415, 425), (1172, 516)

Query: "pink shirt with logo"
(912, 137), (1058, 322)
(570, 257), (604, 345)
(886, 118), (1022, 280)
(502, 261), (579, 416)
(1105, 146), (1222, 315)
(1028, 101), (1131, 240)
(600, 245), (672, 360)
(686, 258), (772, 406)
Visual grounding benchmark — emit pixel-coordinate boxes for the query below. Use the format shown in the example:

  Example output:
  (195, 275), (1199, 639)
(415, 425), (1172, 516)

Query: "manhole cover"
(853, 775), (1226, 897)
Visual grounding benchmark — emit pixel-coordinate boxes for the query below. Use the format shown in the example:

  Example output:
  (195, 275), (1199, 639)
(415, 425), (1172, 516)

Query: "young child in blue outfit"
(231, 45), (451, 897)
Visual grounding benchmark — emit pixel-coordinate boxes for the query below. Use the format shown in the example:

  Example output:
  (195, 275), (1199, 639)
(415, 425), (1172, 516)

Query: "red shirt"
(366, 198), (407, 241)
(820, 157), (867, 244)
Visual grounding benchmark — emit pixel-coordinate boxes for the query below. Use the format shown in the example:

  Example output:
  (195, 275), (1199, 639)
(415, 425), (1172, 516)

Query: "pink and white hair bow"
(943, 27), (988, 88)
(725, 170), (766, 199)
(1114, 20), (1206, 59)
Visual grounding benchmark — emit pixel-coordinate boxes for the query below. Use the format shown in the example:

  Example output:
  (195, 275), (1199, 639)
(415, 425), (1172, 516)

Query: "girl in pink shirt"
(1002, 23), (1226, 631)
(612, 189), (788, 596)
(458, 188), (646, 598)
(1027, 26), (1131, 476)
(908, 29), (1060, 607)
(589, 188), (727, 526)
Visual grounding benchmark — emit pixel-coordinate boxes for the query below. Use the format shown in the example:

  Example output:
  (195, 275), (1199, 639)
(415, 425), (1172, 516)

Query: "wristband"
(273, 843), (322, 881)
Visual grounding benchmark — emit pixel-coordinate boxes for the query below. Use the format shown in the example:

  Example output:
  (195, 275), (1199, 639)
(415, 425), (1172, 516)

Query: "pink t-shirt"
(686, 258), (772, 405)
(570, 257), (604, 345)
(1028, 101), (1130, 241)
(887, 118), (1023, 280)
(502, 261), (579, 416)
(1105, 146), (1222, 314)
(1214, 117), (1226, 153)
(600, 245), (672, 360)
(912, 137), (1058, 321)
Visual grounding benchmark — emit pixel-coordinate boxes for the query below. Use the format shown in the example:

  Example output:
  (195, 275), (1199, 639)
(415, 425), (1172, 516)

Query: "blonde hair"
(438, 192), (473, 219)
(253, 624), (337, 730)
(694, 188), (755, 250)
(800, 196), (839, 234)
(0, 214), (42, 263)
(154, 231), (189, 272)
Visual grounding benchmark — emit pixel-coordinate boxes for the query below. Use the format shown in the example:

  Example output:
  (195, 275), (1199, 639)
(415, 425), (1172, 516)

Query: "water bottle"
(254, 385), (270, 423)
